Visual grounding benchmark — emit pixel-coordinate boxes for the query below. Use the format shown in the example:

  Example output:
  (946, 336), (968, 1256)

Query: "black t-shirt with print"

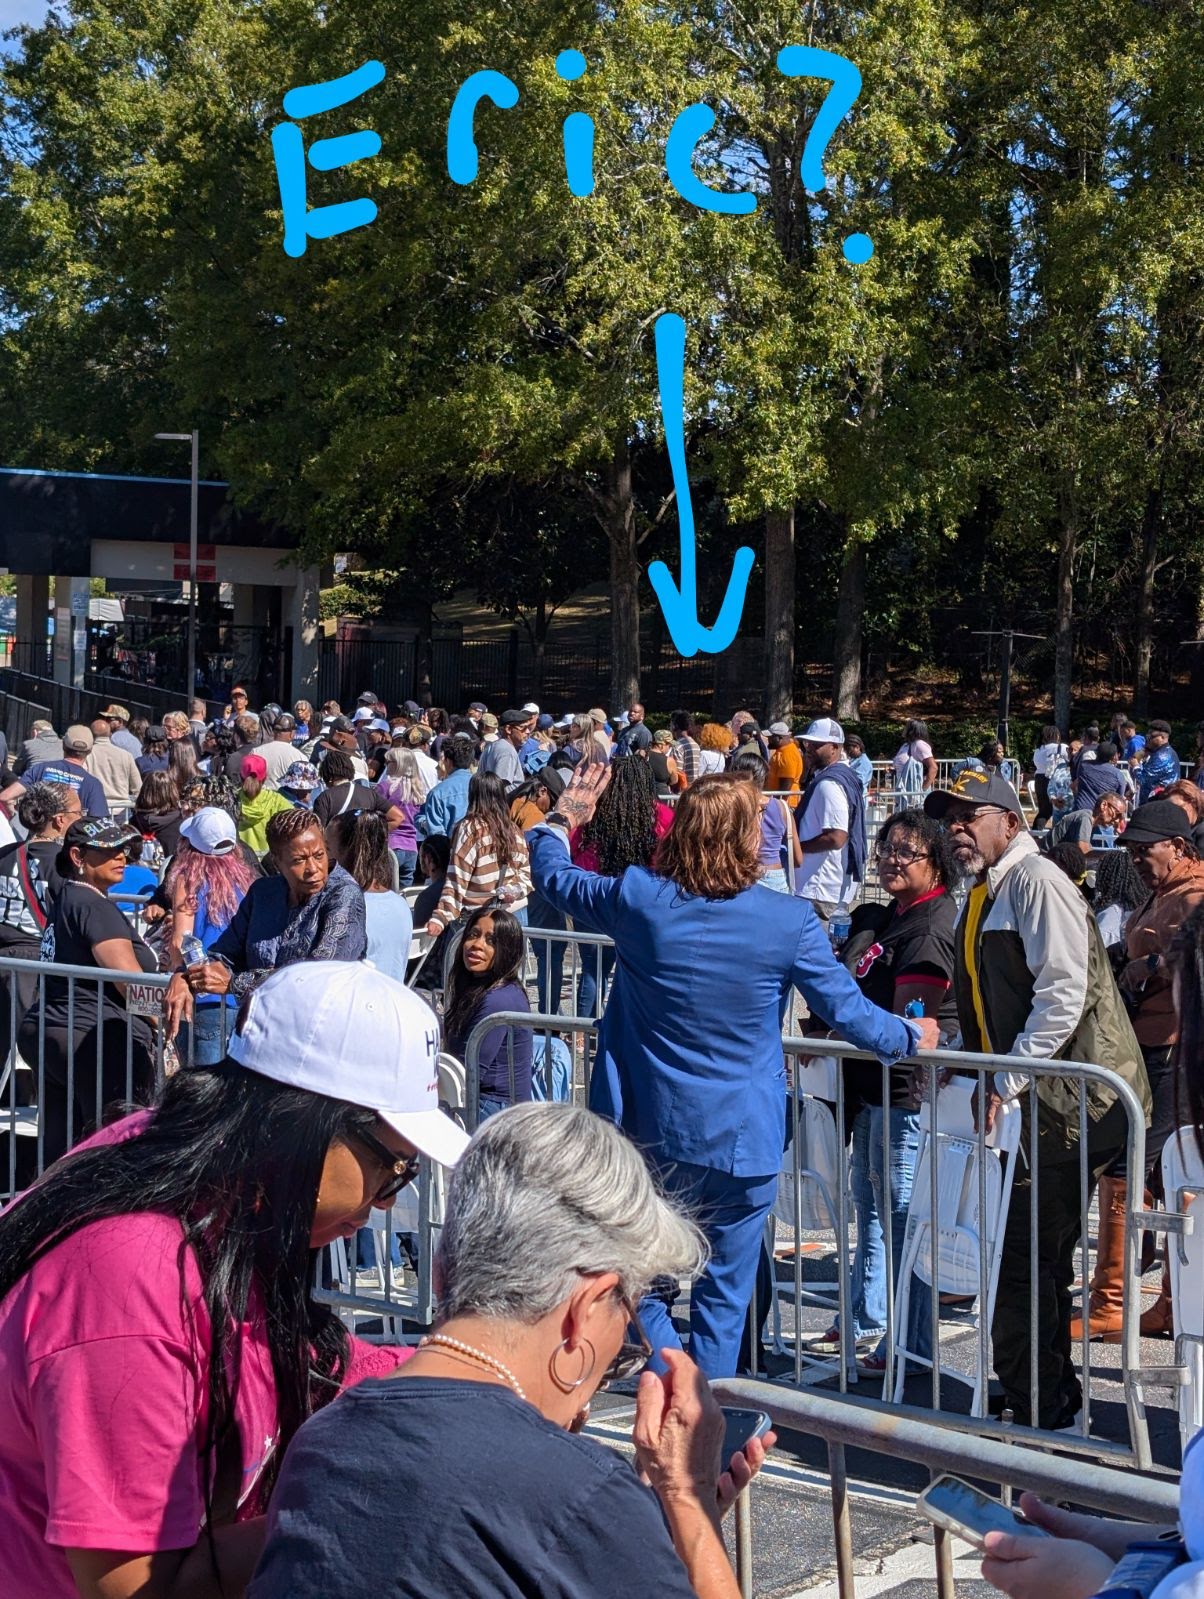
(312, 781), (392, 827)
(40, 882), (158, 1031)
(828, 888), (958, 1110)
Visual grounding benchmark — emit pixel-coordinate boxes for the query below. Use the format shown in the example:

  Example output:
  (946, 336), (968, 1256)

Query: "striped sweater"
(430, 819), (532, 931)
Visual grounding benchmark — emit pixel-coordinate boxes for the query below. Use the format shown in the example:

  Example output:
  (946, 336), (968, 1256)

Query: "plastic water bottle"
(829, 906), (852, 949)
(180, 935), (205, 969)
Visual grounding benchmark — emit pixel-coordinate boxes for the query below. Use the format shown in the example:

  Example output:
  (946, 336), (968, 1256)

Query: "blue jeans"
(576, 943), (616, 1018)
(527, 896), (566, 1015)
(182, 1003), (234, 1067)
(850, 1103), (931, 1359)
(760, 867), (790, 894)
(393, 848), (417, 889)
(637, 1161), (778, 1380)
(478, 1093), (510, 1122)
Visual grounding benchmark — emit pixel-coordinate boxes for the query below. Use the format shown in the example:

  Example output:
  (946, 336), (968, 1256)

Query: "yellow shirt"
(961, 881), (994, 1052)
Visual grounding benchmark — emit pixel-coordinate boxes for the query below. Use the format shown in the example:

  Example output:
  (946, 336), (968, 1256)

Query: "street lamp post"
(157, 430), (199, 706)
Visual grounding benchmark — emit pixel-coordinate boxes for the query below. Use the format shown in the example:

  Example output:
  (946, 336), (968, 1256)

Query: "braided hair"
(580, 756), (659, 877)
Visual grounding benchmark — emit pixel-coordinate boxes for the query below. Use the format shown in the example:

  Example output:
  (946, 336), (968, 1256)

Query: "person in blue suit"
(529, 765), (939, 1379)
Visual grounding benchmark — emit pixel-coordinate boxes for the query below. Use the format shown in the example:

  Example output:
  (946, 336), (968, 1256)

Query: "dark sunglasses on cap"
(352, 1127), (421, 1205)
(600, 1294), (654, 1389)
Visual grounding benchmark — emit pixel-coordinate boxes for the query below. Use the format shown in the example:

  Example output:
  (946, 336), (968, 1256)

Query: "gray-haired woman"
(250, 1103), (774, 1599)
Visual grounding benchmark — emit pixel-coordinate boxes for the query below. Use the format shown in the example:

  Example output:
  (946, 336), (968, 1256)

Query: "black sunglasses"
(600, 1294), (654, 1389)
(352, 1128), (421, 1205)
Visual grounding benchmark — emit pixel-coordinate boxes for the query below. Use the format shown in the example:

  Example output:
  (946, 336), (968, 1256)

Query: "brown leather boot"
(1070, 1175), (1127, 1343)
(1139, 1264), (1174, 1338)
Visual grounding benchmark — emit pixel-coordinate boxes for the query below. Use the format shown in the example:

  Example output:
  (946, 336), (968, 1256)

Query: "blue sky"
(0, 0), (50, 51)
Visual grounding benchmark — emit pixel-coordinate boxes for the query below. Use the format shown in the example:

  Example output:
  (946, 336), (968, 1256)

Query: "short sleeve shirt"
(40, 882), (157, 1031)
(893, 740), (932, 778)
(23, 760), (109, 818)
(249, 1378), (701, 1599)
(0, 1114), (408, 1597)
(831, 890), (958, 1107)
(312, 781), (392, 827)
(794, 777), (850, 905)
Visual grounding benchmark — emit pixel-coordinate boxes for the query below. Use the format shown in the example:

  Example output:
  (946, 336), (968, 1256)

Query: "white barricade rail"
(710, 1378), (1182, 1599)
(463, 1012), (1183, 1470)
(1162, 1125), (1203, 1454)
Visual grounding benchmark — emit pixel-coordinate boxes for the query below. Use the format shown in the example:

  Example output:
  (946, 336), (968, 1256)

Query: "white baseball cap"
(767, 721), (792, 738)
(179, 806), (238, 855)
(228, 962), (469, 1168)
(352, 706), (375, 722)
(798, 717), (845, 745)
(520, 701), (540, 716)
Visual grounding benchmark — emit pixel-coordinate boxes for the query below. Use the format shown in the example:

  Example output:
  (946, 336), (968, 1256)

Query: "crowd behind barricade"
(0, 686), (1201, 1597)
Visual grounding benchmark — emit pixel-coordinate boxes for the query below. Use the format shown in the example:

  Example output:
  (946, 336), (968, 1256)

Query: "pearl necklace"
(419, 1334), (528, 1402)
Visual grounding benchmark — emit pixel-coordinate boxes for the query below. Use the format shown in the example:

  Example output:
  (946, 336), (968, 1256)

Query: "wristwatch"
(544, 811), (571, 831)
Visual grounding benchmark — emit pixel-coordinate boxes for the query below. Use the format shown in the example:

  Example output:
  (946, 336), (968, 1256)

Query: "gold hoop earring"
(550, 1338), (596, 1393)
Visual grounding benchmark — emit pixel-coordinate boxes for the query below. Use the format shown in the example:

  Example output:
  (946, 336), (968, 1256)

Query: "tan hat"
(587, 707), (607, 724)
(63, 723), (94, 754)
(101, 703), (131, 722)
(480, 712), (499, 731)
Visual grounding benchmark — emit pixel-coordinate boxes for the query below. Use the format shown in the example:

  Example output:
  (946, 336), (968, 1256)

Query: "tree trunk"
(1134, 487), (1162, 719)
(763, 507), (795, 723)
(1053, 494), (1077, 735)
(604, 439), (640, 708)
(832, 537), (866, 722)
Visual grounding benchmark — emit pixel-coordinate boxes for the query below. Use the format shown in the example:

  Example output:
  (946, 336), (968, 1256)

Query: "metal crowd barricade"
(461, 1011), (1179, 1471)
(0, 955), (171, 1199)
(710, 1379), (1181, 1599)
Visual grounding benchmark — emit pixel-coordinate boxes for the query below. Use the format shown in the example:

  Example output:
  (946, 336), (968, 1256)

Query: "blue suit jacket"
(529, 828), (917, 1177)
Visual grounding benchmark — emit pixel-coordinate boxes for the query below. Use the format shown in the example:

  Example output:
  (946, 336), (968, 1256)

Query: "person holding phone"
(249, 1102), (774, 1599)
(0, 962), (467, 1599)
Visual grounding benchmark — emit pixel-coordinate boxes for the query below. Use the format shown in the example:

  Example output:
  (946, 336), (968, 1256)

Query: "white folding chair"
(436, 1051), (467, 1124)
(768, 1056), (846, 1364)
(1162, 1126), (1204, 1456)
(890, 1075), (1022, 1414)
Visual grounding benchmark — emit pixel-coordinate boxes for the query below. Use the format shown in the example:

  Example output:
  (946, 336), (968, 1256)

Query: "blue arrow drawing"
(647, 313), (755, 658)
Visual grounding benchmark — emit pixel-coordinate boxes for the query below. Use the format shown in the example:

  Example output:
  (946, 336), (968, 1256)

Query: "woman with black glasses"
(251, 1102), (774, 1599)
(0, 961), (466, 1599)
(807, 807), (961, 1375)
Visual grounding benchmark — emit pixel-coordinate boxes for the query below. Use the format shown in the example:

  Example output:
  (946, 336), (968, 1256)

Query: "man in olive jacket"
(925, 769), (1150, 1430)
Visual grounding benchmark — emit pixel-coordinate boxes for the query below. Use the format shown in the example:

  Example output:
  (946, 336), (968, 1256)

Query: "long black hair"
(443, 904), (526, 1050)
(1094, 848), (1147, 913)
(328, 809), (393, 891)
(0, 1065), (379, 1526)
(579, 754), (659, 876)
(1172, 903), (1204, 1157)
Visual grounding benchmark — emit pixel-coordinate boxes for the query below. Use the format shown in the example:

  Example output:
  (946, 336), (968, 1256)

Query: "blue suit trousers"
(637, 1161), (778, 1380)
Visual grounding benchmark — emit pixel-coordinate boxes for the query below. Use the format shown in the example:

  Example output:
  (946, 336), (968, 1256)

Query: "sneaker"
(807, 1325), (880, 1354)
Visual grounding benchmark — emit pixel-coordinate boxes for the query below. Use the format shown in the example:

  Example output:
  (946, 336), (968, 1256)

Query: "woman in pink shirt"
(0, 960), (466, 1599)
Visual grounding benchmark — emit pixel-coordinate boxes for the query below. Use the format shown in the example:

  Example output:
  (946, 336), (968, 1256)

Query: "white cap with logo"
(228, 961), (469, 1168)
(798, 717), (845, 745)
(520, 701), (540, 716)
(179, 806), (238, 856)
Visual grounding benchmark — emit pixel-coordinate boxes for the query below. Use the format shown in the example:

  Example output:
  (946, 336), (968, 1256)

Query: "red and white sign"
(173, 543), (217, 583)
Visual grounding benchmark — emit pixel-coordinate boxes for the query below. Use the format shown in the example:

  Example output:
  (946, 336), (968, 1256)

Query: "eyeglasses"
(600, 1294), (654, 1389)
(352, 1128), (421, 1205)
(876, 844), (932, 866)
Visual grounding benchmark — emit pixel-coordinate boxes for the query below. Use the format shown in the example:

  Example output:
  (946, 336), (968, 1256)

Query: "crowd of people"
(0, 684), (1200, 1597)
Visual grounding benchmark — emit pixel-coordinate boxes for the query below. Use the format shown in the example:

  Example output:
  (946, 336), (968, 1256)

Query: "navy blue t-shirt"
(1073, 760), (1127, 813)
(249, 1377), (701, 1599)
(22, 759), (109, 818)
